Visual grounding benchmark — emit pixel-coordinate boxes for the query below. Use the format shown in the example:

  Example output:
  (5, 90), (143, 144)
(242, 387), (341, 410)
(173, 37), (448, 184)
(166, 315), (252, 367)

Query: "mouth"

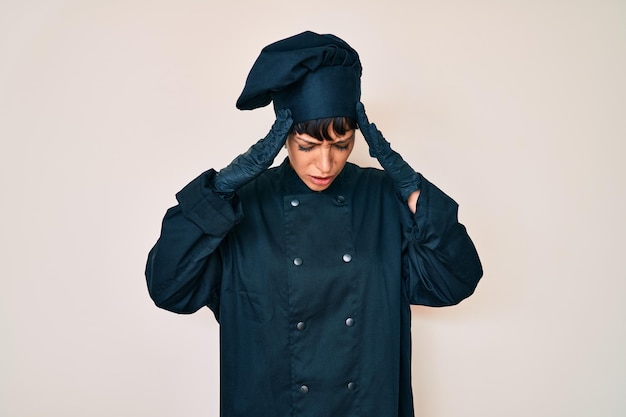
(309, 175), (333, 187)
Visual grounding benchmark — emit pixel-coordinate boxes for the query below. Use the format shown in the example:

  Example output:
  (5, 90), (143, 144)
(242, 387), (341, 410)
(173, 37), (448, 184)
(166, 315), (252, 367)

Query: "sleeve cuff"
(175, 169), (244, 235)
(413, 176), (460, 247)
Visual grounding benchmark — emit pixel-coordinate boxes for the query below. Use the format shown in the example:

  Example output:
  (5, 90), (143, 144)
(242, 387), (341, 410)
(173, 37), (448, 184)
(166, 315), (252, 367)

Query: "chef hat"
(236, 31), (362, 124)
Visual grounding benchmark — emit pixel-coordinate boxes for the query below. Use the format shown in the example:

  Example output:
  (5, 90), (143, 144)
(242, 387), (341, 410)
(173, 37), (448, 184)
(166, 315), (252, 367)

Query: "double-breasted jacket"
(146, 158), (482, 417)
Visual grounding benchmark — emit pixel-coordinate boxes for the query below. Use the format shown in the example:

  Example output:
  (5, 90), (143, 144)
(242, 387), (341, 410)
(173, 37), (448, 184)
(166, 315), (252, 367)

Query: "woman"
(146, 31), (482, 417)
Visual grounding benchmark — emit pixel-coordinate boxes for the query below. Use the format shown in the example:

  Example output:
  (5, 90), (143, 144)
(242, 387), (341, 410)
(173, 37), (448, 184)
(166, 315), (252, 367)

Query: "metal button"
(296, 321), (306, 331)
(290, 199), (300, 207)
(345, 317), (355, 327)
(336, 195), (345, 203)
(342, 254), (352, 263)
(347, 381), (357, 391)
(293, 257), (303, 266)
(300, 385), (309, 394)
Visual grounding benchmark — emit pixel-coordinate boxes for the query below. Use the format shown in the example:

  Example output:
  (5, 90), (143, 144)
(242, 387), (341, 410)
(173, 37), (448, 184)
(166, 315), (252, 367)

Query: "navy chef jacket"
(146, 158), (482, 417)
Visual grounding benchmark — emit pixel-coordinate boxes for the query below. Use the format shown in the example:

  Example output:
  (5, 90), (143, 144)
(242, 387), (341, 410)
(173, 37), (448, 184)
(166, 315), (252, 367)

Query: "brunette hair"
(291, 117), (357, 141)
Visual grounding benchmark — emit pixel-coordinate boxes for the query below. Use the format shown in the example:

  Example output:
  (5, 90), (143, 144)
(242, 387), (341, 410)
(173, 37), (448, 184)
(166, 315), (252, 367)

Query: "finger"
(356, 102), (370, 128)
(276, 108), (292, 121)
(269, 109), (293, 141)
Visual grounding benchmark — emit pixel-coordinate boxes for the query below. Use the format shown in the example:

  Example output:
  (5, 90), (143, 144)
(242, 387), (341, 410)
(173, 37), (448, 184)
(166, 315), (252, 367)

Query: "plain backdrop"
(1, 0), (625, 416)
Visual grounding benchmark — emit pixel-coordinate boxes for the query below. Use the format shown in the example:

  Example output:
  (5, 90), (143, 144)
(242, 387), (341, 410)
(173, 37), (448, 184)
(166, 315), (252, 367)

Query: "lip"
(309, 175), (333, 186)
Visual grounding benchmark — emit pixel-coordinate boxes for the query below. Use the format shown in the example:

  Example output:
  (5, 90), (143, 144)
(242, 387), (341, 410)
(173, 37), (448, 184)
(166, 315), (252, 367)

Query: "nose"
(317, 146), (333, 173)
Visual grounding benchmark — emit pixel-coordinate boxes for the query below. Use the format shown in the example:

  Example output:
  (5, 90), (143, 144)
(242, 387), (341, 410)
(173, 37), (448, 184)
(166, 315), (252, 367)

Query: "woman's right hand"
(212, 109), (293, 198)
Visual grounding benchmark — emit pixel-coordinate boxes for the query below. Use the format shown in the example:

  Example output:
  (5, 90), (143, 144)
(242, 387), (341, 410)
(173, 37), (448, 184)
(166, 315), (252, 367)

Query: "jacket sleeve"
(145, 169), (243, 317)
(402, 177), (483, 307)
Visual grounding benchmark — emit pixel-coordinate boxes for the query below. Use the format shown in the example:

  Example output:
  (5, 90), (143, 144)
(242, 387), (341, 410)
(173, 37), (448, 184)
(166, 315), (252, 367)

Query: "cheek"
(286, 141), (298, 163)
(337, 147), (353, 164)
(286, 146), (308, 170)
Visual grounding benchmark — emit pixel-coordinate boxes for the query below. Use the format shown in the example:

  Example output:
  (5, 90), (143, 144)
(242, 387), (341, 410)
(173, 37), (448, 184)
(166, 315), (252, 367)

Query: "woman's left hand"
(356, 102), (422, 212)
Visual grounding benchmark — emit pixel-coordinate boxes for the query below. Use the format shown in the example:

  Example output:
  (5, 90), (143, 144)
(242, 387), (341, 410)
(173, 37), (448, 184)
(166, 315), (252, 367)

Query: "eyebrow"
(294, 133), (355, 145)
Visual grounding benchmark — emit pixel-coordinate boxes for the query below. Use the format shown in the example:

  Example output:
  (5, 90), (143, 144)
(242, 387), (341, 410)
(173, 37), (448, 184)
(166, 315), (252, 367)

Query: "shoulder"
(342, 162), (393, 189)
(237, 163), (284, 200)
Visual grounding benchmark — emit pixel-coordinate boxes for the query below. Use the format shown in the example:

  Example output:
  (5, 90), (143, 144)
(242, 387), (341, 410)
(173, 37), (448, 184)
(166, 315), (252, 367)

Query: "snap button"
(342, 254), (352, 263)
(293, 257), (303, 266)
(345, 317), (355, 327)
(347, 381), (357, 391)
(296, 321), (306, 331)
(290, 199), (300, 207)
(300, 385), (309, 394)
(336, 195), (345, 203)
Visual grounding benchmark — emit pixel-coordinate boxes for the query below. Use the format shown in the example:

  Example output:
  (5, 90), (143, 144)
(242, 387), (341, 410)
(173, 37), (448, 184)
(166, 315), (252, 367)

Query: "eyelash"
(297, 144), (349, 152)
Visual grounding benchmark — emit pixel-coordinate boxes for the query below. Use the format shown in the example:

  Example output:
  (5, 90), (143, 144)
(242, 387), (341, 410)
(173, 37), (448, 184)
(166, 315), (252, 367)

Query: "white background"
(1, 0), (625, 416)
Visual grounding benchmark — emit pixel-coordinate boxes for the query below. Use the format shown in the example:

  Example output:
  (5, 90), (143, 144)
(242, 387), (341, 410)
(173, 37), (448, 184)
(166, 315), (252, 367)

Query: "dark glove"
(356, 102), (422, 201)
(213, 109), (293, 197)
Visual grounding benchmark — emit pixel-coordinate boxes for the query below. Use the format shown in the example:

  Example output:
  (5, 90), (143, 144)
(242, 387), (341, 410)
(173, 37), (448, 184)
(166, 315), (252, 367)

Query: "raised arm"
(356, 102), (482, 306)
(145, 110), (293, 316)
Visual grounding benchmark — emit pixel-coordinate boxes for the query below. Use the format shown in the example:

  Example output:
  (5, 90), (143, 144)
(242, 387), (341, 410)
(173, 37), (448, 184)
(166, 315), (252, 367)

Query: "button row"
(293, 254), (352, 266)
(289, 196), (346, 208)
(298, 381), (357, 394)
(295, 318), (355, 330)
